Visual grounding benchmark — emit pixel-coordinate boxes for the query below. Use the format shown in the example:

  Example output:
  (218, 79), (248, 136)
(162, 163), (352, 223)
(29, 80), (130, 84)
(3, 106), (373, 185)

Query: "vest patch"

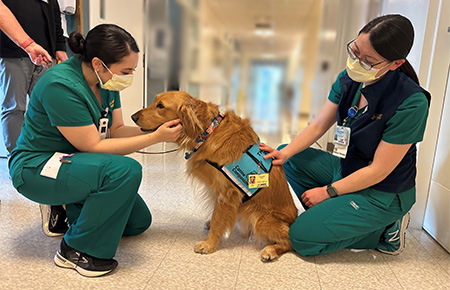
(207, 143), (272, 202)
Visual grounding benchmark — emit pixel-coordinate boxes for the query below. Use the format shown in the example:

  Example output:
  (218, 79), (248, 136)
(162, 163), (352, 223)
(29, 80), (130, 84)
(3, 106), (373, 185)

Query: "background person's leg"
(0, 58), (34, 153)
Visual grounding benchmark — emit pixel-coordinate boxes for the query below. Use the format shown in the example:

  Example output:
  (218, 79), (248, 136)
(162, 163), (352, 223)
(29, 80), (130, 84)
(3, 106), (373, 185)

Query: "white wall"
(423, 66), (450, 251)
(418, 0), (450, 246)
(381, 0), (429, 72)
(413, 0), (449, 230)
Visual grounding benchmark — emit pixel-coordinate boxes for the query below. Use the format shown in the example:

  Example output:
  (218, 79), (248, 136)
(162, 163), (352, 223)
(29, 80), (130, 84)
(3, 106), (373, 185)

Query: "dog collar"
(185, 112), (225, 159)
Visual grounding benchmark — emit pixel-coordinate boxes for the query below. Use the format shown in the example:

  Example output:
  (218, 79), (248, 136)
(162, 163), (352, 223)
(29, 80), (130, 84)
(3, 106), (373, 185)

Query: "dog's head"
(132, 91), (219, 146)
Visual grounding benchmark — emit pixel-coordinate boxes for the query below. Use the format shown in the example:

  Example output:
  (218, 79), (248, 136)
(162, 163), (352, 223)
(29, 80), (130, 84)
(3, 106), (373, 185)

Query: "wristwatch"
(326, 184), (338, 198)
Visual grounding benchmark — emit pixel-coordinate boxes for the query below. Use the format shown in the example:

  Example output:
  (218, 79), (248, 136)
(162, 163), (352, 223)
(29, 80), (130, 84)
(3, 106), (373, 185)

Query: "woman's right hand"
(154, 119), (182, 143)
(260, 142), (288, 165)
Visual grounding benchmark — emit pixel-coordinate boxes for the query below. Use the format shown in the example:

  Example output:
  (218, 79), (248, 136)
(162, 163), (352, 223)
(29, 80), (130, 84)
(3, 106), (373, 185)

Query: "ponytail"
(399, 59), (419, 85)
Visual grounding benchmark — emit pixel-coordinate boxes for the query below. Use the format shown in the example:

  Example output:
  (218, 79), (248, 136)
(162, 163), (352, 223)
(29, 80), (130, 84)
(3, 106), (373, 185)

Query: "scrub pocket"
(322, 193), (380, 240)
(11, 157), (49, 190)
(322, 191), (402, 241)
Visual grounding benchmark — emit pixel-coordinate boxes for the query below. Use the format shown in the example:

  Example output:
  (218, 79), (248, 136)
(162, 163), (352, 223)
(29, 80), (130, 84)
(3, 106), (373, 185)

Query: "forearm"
(0, 2), (30, 47)
(332, 164), (389, 196)
(86, 132), (162, 155)
(110, 125), (145, 138)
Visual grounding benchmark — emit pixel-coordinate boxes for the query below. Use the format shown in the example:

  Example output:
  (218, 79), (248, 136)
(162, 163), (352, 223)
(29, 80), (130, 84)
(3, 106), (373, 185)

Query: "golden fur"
(132, 91), (298, 261)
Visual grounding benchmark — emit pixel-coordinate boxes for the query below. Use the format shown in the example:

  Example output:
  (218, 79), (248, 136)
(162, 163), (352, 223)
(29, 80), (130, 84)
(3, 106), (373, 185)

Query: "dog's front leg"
(194, 191), (240, 254)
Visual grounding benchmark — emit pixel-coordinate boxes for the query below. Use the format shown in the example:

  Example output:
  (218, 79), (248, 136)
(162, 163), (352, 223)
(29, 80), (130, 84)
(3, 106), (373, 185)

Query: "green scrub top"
(327, 70), (429, 211)
(9, 56), (121, 188)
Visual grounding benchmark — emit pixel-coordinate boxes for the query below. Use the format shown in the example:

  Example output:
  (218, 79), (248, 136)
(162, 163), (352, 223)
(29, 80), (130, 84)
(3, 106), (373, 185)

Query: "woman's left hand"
(301, 186), (329, 208)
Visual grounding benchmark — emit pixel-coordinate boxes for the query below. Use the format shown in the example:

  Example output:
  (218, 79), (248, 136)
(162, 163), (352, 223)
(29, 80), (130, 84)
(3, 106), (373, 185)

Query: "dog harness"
(185, 112), (225, 160)
(207, 143), (273, 203)
(183, 112), (271, 203)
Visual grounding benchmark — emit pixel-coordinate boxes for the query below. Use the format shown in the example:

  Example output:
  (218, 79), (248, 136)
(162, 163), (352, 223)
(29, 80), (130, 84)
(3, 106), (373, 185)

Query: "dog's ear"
(177, 101), (203, 138)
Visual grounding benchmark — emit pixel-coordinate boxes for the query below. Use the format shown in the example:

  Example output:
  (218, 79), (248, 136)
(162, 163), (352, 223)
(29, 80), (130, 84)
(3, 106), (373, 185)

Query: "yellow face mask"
(94, 60), (134, 91)
(346, 57), (391, 83)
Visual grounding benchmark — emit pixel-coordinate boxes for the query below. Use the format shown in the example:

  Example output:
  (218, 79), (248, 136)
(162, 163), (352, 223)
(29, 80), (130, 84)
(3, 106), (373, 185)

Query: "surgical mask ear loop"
(101, 60), (114, 76)
(94, 69), (105, 87)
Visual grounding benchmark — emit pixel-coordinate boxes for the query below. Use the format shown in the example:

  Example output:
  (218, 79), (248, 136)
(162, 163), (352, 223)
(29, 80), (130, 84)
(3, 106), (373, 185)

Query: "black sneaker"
(54, 239), (118, 277)
(39, 204), (69, 237)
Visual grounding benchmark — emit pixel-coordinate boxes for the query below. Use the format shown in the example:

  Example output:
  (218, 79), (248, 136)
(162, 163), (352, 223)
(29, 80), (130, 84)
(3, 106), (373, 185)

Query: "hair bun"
(68, 31), (85, 55)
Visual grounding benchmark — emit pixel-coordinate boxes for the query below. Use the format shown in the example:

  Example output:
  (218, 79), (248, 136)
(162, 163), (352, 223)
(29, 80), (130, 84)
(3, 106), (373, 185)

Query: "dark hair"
(68, 24), (139, 67)
(359, 14), (419, 85)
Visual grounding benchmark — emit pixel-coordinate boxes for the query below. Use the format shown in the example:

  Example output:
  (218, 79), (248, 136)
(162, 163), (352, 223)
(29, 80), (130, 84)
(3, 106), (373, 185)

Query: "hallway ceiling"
(204, 0), (318, 57)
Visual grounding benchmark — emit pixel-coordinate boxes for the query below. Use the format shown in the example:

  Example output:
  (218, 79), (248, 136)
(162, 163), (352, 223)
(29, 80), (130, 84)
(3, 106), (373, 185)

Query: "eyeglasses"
(346, 39), (386, 71)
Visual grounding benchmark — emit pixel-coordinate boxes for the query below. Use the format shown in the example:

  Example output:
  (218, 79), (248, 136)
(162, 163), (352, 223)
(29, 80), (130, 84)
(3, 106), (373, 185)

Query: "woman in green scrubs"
(8, 24), (182, 277)
(261, 14), (430, 257)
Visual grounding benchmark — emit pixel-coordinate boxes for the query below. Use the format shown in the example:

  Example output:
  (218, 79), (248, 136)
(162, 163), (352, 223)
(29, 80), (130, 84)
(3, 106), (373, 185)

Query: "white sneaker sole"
(54, 251), (114, 278)
(39, 204), (64, 237)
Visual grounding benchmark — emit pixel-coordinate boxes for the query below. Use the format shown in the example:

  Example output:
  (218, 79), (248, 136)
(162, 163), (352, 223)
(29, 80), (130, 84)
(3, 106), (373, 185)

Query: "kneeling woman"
(8, 24), (182, 277)
(261, 14), (430, 257)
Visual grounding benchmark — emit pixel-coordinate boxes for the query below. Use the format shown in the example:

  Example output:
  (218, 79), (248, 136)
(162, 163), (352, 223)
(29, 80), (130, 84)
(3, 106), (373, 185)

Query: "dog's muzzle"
(131, 111), (161, 132)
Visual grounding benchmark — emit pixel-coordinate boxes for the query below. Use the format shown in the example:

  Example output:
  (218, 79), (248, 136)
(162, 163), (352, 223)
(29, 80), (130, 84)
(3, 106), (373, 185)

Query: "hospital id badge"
(332, 126), (351, 159)
(98, 117), (109, 140)
(248, 174), (269, 189)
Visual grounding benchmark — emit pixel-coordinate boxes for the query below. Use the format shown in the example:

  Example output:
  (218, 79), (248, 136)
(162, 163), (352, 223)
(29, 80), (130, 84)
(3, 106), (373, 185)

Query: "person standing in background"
(0, 0), (68, 155)
(0, 0), (68, 237)
(0, 0), (52, 65)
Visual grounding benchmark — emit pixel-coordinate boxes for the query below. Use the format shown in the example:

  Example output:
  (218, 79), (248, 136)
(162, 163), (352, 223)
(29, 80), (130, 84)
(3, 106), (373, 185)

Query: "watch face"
(327, 186), (338, 197)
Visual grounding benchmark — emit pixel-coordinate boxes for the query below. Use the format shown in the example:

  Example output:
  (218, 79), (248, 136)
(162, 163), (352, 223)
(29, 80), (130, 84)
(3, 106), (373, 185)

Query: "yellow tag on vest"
(248, 174), (269, 189)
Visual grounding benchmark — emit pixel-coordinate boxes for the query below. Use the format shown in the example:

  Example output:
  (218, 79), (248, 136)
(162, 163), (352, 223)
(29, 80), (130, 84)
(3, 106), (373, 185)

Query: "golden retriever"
(132, 91), (298, 261)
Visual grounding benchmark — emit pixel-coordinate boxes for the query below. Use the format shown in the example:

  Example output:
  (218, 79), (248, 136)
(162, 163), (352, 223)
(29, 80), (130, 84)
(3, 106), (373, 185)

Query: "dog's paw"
(194, 241), (216, 254)
(261, 246), (279, 262)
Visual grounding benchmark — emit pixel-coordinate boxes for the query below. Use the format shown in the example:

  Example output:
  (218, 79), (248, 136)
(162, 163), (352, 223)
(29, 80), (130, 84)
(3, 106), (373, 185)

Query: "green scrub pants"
(16, 153), (151, 259)
(279, 145), (412, 257)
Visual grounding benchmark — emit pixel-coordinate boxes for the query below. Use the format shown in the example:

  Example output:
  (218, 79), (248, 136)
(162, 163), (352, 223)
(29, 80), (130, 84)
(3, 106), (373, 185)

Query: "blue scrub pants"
(16, 153), (151, 259)
(279, 145), (411, 257)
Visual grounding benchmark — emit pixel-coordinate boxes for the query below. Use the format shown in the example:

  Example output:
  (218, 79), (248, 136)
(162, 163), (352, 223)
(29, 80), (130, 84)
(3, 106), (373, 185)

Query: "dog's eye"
(156, 103), (165, 109)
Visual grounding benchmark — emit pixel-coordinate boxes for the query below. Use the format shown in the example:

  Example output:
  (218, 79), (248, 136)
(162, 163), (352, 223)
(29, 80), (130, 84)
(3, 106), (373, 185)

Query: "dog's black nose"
(131, 112), (140, 123)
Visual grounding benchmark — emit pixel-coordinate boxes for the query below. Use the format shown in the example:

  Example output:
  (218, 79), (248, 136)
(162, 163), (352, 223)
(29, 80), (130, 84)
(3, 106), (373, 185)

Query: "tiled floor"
(0, 147), (449, 290)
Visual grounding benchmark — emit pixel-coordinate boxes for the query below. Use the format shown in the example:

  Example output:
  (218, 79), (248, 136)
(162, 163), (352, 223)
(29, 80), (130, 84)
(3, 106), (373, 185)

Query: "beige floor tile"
(409, 228), (450, 276)
(0, 198), (48, 241)
(0, 236), (66, 290)
(145, 255), (240, 290)
(381, 231), (450, 290)
(315, 249), (401, 290)
(235, 273), (321, 290)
